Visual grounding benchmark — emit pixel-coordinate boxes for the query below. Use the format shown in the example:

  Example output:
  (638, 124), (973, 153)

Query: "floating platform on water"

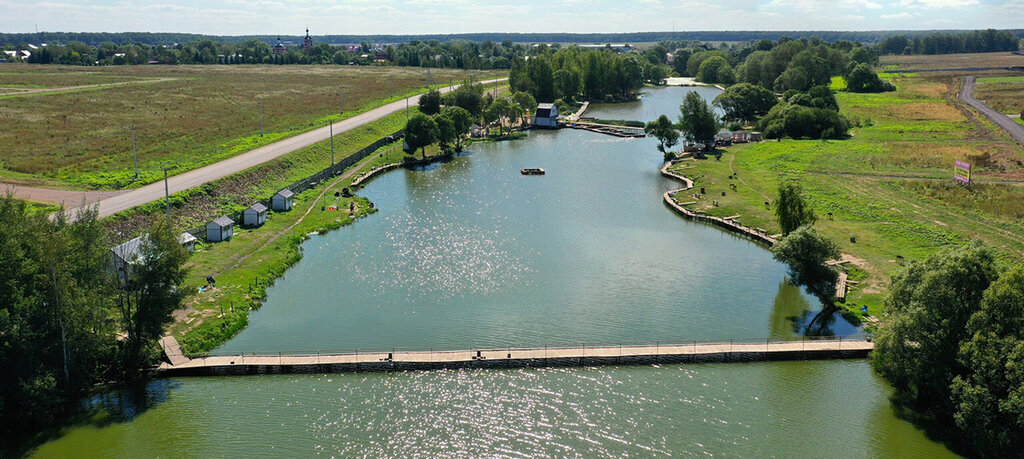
(521, 168), (546, 175)
(158, 337), (873, 376)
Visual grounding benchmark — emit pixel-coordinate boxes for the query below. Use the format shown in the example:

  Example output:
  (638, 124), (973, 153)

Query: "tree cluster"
(758, 86), (849, 140)
(0, 198), (188, 451)
(509, 47), (655, 102)
(873, 243), (1024, 456)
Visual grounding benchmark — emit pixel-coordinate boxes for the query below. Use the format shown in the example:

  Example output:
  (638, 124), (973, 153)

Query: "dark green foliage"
(0, 197), (187, 451)
(114, 218), (189, 379)
(433, 114), (456, 152)
(678, 91), (718, 147)
(770, 225), (840, 305)
(759, 87), (847, 140)
(878, 29), (1019, 55)
(671, 48), (692, 76)
(713, 83), (778, 123)
(845, 63), (896, 93)
(774, 182), (817, 235)
(644, 114), (679, 154)
(404, 114), (439, 158)
(441, 106), (473, 148)
(418, 89), (442, 115)
(696, 56), (734, 84)
(950, 266), (1024, 454)
(442, 83), (485, 117)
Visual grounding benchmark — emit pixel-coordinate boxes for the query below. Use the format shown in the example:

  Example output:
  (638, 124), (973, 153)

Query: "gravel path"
(959, 75), (1024, 147)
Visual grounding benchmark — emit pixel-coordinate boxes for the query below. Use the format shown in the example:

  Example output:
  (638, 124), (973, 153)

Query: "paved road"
(34, 78), (504, 219)
(0, 183), (120, 207)
(959, 75), (1024, 147)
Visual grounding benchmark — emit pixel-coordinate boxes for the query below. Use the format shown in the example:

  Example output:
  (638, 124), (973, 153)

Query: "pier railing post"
(279, 352), (282, 365)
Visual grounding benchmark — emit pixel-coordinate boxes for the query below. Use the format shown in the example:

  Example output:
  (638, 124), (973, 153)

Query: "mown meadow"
(671, 72), (1024, 317)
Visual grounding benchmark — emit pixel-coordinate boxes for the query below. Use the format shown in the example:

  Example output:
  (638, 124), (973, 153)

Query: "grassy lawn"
(0, 64), (503, 190)
(669, 72), (1024, 320)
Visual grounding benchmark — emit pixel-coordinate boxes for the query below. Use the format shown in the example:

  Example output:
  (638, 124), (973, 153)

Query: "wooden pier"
(564, 122), (646, 138)
(157, 337), (872, 376)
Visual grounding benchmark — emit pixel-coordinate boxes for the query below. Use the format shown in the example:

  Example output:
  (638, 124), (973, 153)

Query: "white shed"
(243, 203), (268, 227)
(531, 103), (559, 128)
(177, 232), (198, 253)
(206, 216), (234, 242)
(272, 189), (294, 211)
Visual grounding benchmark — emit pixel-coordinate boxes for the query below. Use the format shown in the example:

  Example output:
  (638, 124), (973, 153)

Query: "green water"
(30, 87), (957, 456)
(33, 362), (954, 457)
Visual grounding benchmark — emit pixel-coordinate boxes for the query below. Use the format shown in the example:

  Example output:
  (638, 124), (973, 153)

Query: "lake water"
(30, 87), (956, 457)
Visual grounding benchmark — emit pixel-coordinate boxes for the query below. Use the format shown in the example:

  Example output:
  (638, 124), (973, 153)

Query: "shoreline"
(659, 161), (778, 246)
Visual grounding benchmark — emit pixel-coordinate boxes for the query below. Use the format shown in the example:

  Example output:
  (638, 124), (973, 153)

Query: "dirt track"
(3, 78), (505, 217)
(959, 75), (1024, 147)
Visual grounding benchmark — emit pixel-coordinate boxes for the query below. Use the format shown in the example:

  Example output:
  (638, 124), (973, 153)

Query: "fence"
(183, 130), (404, 240)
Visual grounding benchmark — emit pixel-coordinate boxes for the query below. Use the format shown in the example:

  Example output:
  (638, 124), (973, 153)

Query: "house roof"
(247, 203), (268, 213)
(537, 103), (555, 110)
(275, 189), (294, 199)
(210, 216), (234, 227)
(111, 236), (145, 264)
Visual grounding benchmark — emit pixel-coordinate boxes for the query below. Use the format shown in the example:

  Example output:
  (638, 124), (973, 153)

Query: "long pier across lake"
(158, 337), (873, 376)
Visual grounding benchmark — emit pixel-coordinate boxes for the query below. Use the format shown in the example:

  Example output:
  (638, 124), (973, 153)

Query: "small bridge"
(564, 122), (646, 138)
(158, 336), (873, 376)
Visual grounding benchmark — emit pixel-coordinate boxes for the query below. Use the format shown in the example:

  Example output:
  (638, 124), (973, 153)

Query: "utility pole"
(258, 100), (264, 137)
(389, 75), (394, 99)
(426, 69), (431, 88)
(406, 97), (409, 119)
(339, 87), (344, 115)
(163, 166), (171, 219)
(130, 125), (138, 179)
(330, 120), (335, 168)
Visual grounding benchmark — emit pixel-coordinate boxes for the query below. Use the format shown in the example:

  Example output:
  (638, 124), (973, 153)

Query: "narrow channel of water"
(29, 87), (956, 456)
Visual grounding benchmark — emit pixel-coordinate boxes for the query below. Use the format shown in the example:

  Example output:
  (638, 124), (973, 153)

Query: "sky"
(4, 0), (1024, 36)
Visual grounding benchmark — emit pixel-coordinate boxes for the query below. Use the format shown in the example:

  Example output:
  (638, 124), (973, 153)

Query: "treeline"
(0, 198), (187, 453)
(878, 29), (1021, 55)
(5, 30), (1024, 48)
(21, 38), (524, 69)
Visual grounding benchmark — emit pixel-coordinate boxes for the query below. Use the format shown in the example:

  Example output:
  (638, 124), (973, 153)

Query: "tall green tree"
(433, 114), (456, 153)
(418, 89), (442, 115)
(404, 113), (439, 158)
(678, 91), (718, 149)
(644, 114), (680, 154)
(441, 106), (473, 149)
(114, 218), (188, 379)
(713, 83), (778, 123)
(950, 265), (1024, 454)
(775, 182), (817, 235)
(872, 243), (999, 415)
(770, 225), (840, 306)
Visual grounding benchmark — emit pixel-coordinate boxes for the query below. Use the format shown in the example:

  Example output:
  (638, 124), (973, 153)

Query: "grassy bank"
(0, 64), (503, 189)
(668, 72), (1024, 319)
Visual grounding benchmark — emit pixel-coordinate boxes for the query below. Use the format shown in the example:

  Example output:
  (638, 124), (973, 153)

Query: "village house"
(206, 216), (234, 242)
(531, 103), (559, 128)
(272, 189), (295, 211)
(243, 203), (269, 227)
(110, 232), (198, 282)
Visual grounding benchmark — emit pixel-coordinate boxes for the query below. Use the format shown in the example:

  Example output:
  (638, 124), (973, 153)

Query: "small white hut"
(531, 103), (559, 128)
(243, 203), (268, 227)
(272, 189), (294, 211)
(206, 216), (234, 242)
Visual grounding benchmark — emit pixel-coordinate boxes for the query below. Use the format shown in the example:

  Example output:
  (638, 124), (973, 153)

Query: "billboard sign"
(954, 160), (971, 186)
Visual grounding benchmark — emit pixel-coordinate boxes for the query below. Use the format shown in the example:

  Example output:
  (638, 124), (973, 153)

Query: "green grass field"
(670, 73), (1024, 319)
(0, 64), (502, 190)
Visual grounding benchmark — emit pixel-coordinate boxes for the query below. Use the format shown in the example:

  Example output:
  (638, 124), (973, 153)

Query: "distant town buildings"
(303, 28), (313, 51)
(272, 37), (286, 55)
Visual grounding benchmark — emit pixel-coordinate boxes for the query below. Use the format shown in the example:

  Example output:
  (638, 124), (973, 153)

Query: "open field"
(881, 51), (1024, 71)
(974, 75), (1024, 114)
(670, 72), (1024, 318)
(0, 64), (502, 190)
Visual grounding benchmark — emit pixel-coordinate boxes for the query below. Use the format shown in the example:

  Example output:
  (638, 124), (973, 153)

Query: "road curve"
(959, 75), (1024, 147)
(54, 78), (505, 219)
